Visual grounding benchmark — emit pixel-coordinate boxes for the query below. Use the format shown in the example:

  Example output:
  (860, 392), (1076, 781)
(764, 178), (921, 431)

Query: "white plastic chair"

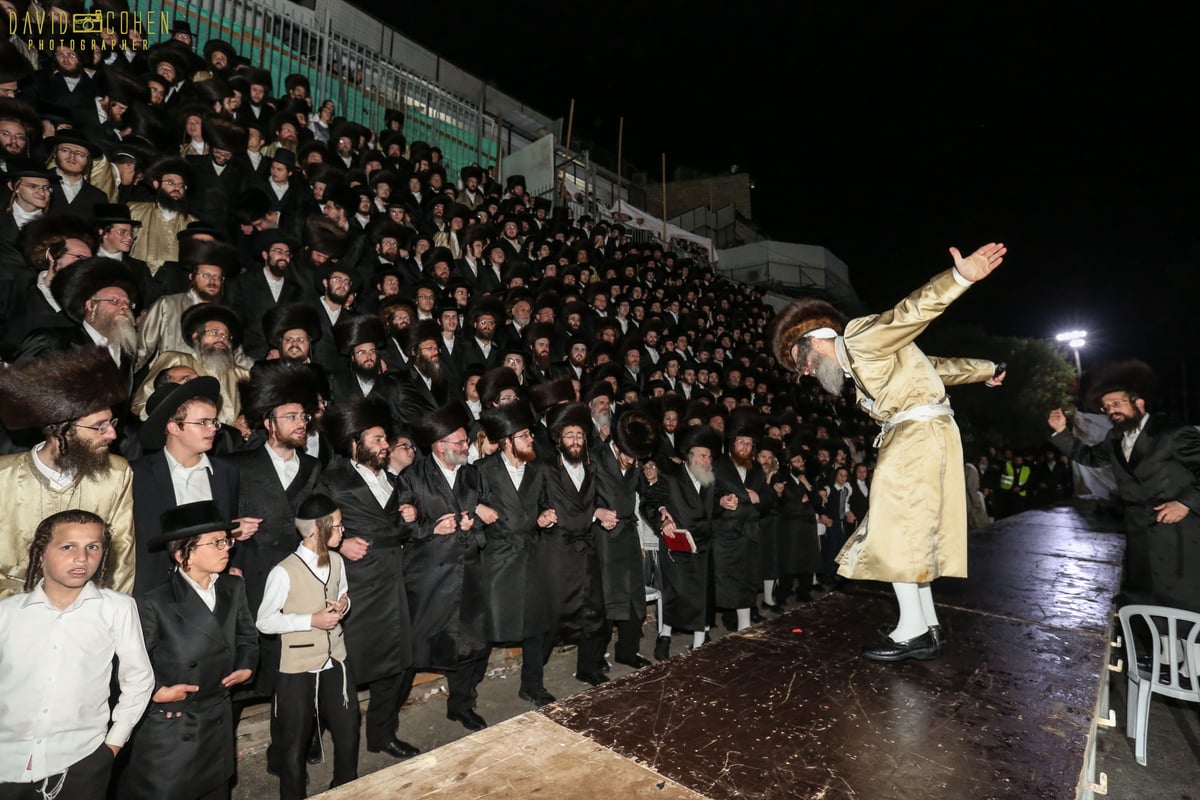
(645, 586), (663, 636)
(1117, 604), (1200, 766)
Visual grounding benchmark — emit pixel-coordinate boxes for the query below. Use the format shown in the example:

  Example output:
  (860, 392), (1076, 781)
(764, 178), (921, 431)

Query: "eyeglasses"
(329, 524), (346, 533)
(440, 438), (469, 448)
(327, 276), (352, 286)
(160, 178), (187, 188)
(272, 412), (312, 424)
(21, 183), (53, 193)
(195, 271), (225, 282)
(560, 432), (586, 442)
(268, 247), (292, 256)
(181, 418), (222, 430)
(353, 347), (378, 357)
(91, 296), (136, 311)
(282, 336), (309, 345)
(394, 442), (414, 451)
(57, 147), (89, 160)
(201, 329), (230, 340)
(511, 431), (533, 441)
(1100, 398), (1131, 412)
(193, 537), (234, 551)
(72, 418), (118, 434)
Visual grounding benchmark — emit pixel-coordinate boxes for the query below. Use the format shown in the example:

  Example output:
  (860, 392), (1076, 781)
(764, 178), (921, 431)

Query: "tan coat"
(835, 269), (995, 583)
(128, 202), (198, 275)
(0, 451), (135, 599)
(135, 293), (257, 372)
(132, 351), (251, 425)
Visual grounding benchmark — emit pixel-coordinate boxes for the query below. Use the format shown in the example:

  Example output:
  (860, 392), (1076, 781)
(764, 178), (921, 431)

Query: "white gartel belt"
(871, 401), (954, 448)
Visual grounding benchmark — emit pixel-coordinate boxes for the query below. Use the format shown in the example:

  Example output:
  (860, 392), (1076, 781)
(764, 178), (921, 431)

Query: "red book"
(664, 529), (697, 553)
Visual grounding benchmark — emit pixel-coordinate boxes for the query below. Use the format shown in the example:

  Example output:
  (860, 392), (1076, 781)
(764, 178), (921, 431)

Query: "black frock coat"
(121, 572), (258, 800)
(1052, 418), (1200, 611)
(775, 473), (823, 575)
(641, 462), (715, 630)
(316, 460), (413, 683)
(396, 455), (488, 668)
(475, 452), (551, 641)
(539, 457), (606, 641)
(711, 456), (773, 609)
(591, 441), (647, 622)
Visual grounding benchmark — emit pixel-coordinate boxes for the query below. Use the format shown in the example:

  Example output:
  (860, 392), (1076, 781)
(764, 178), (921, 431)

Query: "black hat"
(3, 157), (60, 182)
(296, 493), (338, 521)
(405, 320), (442, 356)
(0, 347), (125, 430)
(505, 174), (526, 191)
(92, 203), (142, 228)
(548, 402), (593, 442)
(141, 376), (221, 451)
(323, 395), (392, 457)
(243, 361), (319, 424)
(334, 315), (386, 355)
(411, 401), (472, 452)
(151, 501), (236, 551)
(50, 257), (141, 323)
(180, 239), (238, 275)
(180, 303), (242, 348)
(304, 215), (349, 259)
(679, 424), (723, 457)
(253, 227), (299, 256)
(480, 402), (535, 442)
(612, 407), (660, 460)
(232, 188), (272, 226)
(44, 130), (102, 158)
(203, 117), (248, 153)
(528, 377), (575, 414)
(264, 302), (321, 349)
(271, 148), (297, 169)
(1084, 360), (1156, 412)
(477, 366), (521, 408)
(146, 155), (194, 189)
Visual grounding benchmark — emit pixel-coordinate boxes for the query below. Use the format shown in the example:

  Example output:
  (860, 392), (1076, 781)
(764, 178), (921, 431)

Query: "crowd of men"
(11, 6), (1198, 800)
(0, 9), (904, 798)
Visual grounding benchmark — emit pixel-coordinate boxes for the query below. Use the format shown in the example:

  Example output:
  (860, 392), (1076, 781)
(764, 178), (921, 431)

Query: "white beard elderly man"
(770, 242), (1007, 662)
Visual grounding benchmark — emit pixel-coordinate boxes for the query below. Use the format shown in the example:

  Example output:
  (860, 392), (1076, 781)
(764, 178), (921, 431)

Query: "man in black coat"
(185, 118), (250, 241)
(641, 425), (720, 661)
(45, 132), (108, 218)
(132, 376), (243, 597)
(228, 230), (310, 359)
(398, 402), (496, 731)
(1049, 360), (1200, 612)
(476, 404), (556, 706)
(592, 408), (660, 669)
(712, 424), (774, 632)
(315, 396), (419, 759)
(538, 403), (612, 686)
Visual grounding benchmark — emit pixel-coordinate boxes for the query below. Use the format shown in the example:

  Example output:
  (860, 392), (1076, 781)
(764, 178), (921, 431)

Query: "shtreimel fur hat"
(0, 347), (126, 429)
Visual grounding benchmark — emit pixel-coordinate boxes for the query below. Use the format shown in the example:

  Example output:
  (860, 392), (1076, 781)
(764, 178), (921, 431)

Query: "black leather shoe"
(654, 635), (671, 661)
(367, 738), (420, 758)
(763, 603), (784, 614)
(750, 607), (765, 624)
(862, 630), (940, 662)
(447, 710), (488, 731)
(929, 625), (945, 652)
(575, 670), (609, 687)
(721, 611), (737, 631)
(615, 654), (653, 669)
(306, 728), (323, 764)
(518, 687), (557, 707)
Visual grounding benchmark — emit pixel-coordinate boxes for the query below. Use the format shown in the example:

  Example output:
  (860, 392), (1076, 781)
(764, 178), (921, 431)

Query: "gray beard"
(814, 354), (847, 395)
(592, 411), (611, 430)
(200, 347), (235, 373)
(442, 449), (467, 468)
(689, 463), (715, 487)
(105, 315), (138, 354)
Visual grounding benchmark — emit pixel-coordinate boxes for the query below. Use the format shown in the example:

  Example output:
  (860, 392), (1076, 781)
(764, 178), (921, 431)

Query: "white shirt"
(1122, 414), (1151, 461)
(30, 441), (74, 490)
(564, 460), (585, 492)
(58, 172), (83, 203)
(305, 431), (322, 459)
(502, 451), (525, 491)
(321, 298), (342, 326)
(855, 479), (870, 498)
(180, 570), (219, 612)
(684, 466), (702, 495)
(35, 270), (62, 312)
(247, 151), (263, 169)
(82, 319), (122, 367)
(0, 582), (154, 782)
(352, 461), (393, 508)
(355, 375), (376, 396)
(97, 246), (124, 261)
(269, 180), (288, 202)
(164, 450), (214, 504)
(12, 202), (42, 230)
(435, 457), (460, 491)
(256, 545), (350, 672)
(474, 337), (492, 359)
(264, 266), (285, 302)
(265, 444), (300, 489)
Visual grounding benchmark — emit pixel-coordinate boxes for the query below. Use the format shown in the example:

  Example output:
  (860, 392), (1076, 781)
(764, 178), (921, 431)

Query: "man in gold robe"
(0, 348), (136, 598)
(128, 157), (198, 275)
(771, 242), (1007, 662)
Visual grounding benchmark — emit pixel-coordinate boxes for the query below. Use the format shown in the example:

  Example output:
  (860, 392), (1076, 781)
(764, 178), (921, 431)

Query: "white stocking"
(890, 582), (927, 642)
(660, 624), (672, 637)
(693, 630), (707, 648)
(736, 608), (751, 631)
(763, 579), (776, 606)
(918, 582), (940, 628)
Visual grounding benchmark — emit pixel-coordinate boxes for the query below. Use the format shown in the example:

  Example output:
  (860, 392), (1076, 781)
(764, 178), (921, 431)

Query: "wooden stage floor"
(317, 507), (1124, 800)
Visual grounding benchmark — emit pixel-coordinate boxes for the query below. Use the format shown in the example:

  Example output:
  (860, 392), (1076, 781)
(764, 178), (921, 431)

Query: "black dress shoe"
(575, 670), (609, 687)
(615, 654), (653, 669)
(654, 635), (671, 661)
(763, 603), (784, 614)
(862, 630), (940, 662)
(750, 607), (765, 624)
(367, 738), (421, 758)
(518, 687), (557, 707)
(447, 709), (488, 731)
(721, 611), (737, 631)
(929, 625), (945, 652)
(306, 728), (323, 765)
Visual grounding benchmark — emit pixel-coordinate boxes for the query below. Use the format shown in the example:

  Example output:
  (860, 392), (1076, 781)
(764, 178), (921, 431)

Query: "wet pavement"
(230, 505), (1200, 799)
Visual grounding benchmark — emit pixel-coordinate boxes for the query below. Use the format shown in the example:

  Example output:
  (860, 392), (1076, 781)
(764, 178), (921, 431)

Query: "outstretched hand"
(950, 242), (1007, 282)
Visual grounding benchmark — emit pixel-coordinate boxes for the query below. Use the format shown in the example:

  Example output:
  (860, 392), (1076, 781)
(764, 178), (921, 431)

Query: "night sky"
(357, 1), (1196, 414)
